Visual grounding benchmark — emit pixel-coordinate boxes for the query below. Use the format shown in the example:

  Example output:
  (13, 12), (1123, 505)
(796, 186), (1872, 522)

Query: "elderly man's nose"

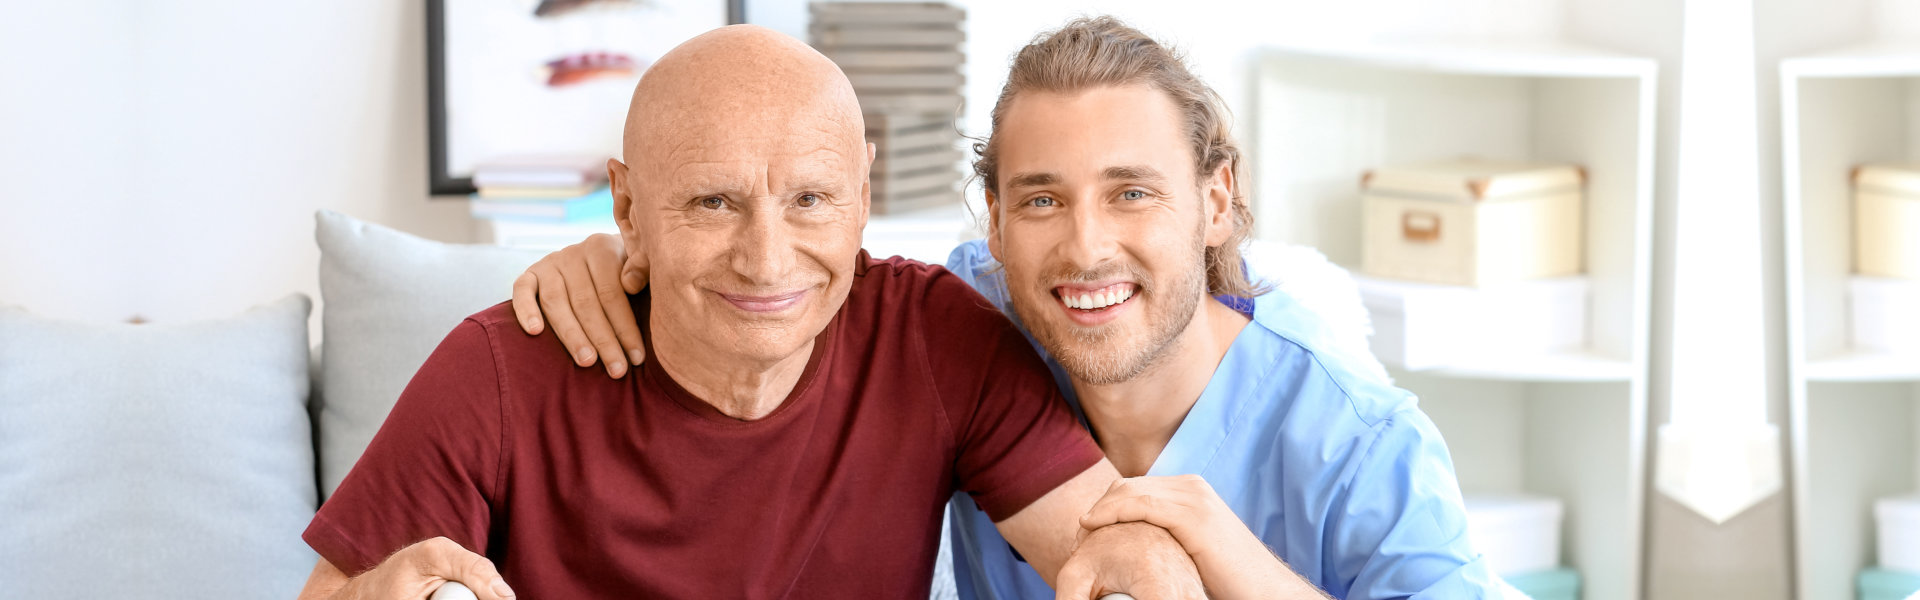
(732, 212), (798, 285)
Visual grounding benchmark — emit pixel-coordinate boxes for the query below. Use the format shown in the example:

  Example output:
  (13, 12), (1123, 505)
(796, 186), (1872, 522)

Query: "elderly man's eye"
(1121, 190), (1147, 201)
(797, 193), (821, 208)
(700, 196), (725, 210)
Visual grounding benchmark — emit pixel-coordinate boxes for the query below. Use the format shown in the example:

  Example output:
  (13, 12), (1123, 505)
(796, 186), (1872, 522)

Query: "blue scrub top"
(942, 239), (1499, 600)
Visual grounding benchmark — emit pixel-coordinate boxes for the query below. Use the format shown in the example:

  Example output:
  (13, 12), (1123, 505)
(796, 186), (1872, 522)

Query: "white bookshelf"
(480, 202), (980, 265)
(1781, 41), (1920, 600)
(1252, 38), (1655, 600)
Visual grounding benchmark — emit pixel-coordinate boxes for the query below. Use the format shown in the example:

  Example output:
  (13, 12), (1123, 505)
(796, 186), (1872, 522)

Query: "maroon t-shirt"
(303, 253), (1103, 598)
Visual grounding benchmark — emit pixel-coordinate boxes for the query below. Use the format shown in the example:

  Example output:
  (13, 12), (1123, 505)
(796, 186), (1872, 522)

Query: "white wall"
(0, 0), (472, 334)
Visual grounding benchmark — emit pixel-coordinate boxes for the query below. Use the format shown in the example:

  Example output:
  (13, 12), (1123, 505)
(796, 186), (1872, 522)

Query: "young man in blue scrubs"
(508, 16), (1498, 600)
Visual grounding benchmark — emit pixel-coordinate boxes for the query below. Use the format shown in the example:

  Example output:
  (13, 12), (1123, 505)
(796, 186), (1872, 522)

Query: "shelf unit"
(1781, 41), (1920, 600)
(1251, 38), (1655, 600)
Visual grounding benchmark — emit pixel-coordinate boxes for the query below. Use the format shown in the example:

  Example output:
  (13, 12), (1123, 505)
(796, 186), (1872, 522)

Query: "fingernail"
(628, 349), (645, 365)
(609, 361), (626, 378)
(575, 347), (594, 364)
(491, 579), (515, 598)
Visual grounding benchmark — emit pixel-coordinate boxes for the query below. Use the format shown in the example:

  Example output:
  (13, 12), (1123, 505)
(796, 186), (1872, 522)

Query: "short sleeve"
(1331, 409), (1499, 599)
(302, 319), (504, 575)
(915, 266), (1103, 522)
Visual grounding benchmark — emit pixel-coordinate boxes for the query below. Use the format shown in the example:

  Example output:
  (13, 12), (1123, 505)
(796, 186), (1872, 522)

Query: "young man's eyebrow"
(1005, 172), (1059, 189)
(1103, 165), (1167, 183)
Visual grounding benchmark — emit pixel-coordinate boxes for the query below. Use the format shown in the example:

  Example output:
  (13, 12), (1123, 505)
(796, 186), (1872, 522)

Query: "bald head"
(623, 25), (864, 162)
(604, 25), (876, 389)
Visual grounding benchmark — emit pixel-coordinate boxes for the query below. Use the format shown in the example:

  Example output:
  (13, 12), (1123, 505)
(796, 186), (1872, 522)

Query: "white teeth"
(1063, 287), (1136, 310)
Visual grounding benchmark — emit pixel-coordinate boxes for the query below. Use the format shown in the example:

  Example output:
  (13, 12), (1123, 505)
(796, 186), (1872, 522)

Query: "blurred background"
(5, 1), (1920, 599)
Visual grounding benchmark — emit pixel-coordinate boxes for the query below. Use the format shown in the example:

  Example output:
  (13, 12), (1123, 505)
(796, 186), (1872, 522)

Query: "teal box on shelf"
(1860, 568), (1920, 600)
(1507, 568), (1581, 600)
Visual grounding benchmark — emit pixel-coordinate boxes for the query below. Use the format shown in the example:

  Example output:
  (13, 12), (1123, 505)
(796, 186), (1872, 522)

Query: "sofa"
(0, 210), (1385, 599)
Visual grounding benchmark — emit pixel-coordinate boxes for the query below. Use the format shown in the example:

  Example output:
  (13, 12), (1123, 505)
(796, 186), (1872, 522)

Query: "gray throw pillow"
(314, 210), (545, 497)
(0, 295), (317, 599)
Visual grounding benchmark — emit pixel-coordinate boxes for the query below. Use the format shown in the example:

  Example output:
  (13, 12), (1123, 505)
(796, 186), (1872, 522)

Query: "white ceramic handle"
(1098, 595), (1137, 600)
(431, 581), (479, 600)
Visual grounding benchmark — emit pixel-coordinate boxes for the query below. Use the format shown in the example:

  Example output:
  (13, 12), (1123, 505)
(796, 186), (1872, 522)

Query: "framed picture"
(428, 0), (745, 195)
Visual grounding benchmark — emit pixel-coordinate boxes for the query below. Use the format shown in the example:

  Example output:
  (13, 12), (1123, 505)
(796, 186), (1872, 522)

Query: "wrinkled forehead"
(644, 122), (865, 195)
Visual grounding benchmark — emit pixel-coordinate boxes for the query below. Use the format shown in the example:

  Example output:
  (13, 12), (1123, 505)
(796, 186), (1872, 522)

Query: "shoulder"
(1230, 291), (1462, 499)
(1246, 289), (1414, 429)
(854, 252), (957, 292)
(849, 251), (1004, 324)
(1238, 240), (1389, 381)
(458, 302), (559, 359)
(461, 301), (520, 337)
(438, 301), (582, 389)
(941, 239), (1014, 313)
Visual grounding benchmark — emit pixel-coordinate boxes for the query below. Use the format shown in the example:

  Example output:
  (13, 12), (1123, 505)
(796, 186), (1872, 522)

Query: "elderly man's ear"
(863, 142), (876, 209)
(606, 158), (648, 294)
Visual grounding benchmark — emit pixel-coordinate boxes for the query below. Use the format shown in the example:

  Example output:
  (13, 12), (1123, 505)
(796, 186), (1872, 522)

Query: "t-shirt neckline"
(632, 290), (840, 427)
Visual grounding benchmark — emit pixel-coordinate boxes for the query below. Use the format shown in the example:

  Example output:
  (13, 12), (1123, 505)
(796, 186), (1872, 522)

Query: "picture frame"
(427, 0), (745, 195)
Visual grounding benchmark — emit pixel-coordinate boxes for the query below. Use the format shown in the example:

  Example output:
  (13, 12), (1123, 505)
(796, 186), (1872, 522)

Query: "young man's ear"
(1202, 162), (1236, 248)
(984, 187), (1004, 264)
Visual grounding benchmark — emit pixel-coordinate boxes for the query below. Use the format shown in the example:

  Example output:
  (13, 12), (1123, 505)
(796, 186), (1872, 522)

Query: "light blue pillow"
(313, 210), (546, 497)
(0, 295), (317, 598)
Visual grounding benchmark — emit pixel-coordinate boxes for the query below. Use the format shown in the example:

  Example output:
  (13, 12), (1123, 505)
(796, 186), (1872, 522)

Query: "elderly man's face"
(989, 84), (1230, 384)
(614, 97), (869, 367)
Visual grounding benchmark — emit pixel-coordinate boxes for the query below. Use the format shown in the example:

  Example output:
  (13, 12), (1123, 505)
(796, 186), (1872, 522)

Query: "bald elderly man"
(293, 26), (1201, 600)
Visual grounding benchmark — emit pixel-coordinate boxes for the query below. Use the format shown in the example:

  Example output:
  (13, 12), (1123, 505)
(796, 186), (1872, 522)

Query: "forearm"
(1196, 544), (1328, 600)
(295, 558), (351, 600)
(990, 459), (1123, 585)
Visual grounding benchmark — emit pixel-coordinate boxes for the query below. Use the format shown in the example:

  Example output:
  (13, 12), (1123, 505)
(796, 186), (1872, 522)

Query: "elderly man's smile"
(714, 288), (811, 314)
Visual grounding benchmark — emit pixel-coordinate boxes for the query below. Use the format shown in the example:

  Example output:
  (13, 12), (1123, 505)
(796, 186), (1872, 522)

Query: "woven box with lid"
(1361, 159), (1585, 286)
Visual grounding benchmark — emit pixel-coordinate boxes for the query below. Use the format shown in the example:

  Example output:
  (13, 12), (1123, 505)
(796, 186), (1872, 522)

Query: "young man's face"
(988, 84), (1230, 385)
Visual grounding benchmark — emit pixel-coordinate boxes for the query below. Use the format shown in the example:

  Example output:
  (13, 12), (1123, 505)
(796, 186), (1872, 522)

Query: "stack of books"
(468, 156), (614, 223)
(810, 2), (965, 214)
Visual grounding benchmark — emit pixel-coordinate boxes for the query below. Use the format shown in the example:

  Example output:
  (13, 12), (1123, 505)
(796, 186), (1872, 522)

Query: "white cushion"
(1242, 240), (1390, 381)
(314, 210), (545, 497)
(0, 296), (317, 598)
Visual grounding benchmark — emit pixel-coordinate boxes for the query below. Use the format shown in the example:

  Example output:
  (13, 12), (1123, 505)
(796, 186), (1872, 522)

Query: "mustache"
(1036, 260), (1155, 292)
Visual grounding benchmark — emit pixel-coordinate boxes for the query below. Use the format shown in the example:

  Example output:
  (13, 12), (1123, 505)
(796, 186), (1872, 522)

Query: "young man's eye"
(797, 193), (820, 208)
(1029, 196), (1057, 208)
(1121, 190), (1147, 201)
(700, 196), (726, 209)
